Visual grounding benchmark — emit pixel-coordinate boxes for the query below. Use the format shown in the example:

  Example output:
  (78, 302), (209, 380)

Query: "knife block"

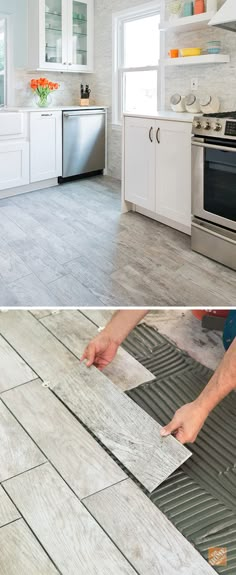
(79, 98), (90, 106)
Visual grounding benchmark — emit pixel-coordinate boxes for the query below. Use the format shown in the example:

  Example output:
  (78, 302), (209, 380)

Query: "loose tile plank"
(0, 400), (45, 482)
(84, 479), (215, 575)
(0, 311), (79, 382)
(3, 380), (126, 499)
(41, 310), (155, 391)
(4, 463), (136, 575)
(50, 363), (191, 492)
(0, 486), (20, 527)
(0, 520), (59, 575)
(0, 335), (36, 393)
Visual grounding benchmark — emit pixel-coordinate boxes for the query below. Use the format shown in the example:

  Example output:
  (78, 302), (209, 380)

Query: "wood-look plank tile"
(8, 238), (66, 284)
(3, 380), (126, 499)
(0, 400), (45, 482)
(41, 310), (155, 391)
(0, 311), (78, 381)
(0, 486), (20, 527)
(30, 310), (57, 320)
(81, 309), (114, 327)
(0, 335), (36, 393)
(0, 243), (30, 284)
(3, 202), (81, 264)
(7, 274), (62, 307)
(50, 362), (191, 492)
(4, 463), (136, 575)
(84, 479), (215, 575)
(0, 520), (59, 575)
(48, 274), (102, 306)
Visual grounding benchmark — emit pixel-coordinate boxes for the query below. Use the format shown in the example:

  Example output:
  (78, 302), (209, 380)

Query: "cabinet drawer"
(0, 113), (26, 138)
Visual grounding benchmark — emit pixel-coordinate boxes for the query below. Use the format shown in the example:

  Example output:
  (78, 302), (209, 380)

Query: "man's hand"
(81, 332), (119, 370)
(160, 401), (209, 444)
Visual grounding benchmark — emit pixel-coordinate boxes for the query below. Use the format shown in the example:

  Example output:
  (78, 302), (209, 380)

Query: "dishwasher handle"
(64, 110), (106, 118)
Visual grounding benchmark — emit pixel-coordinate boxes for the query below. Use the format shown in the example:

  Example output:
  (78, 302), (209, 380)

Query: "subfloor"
(0, 176), (235, 306)
(0, 309), (220, 574)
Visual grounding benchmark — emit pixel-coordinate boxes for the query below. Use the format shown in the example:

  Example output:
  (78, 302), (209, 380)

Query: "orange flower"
(30, 77), (59, 92)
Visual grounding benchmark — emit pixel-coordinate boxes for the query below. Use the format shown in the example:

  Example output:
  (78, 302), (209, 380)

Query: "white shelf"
(165, 54), (230, 66)
(162, 11), (216, 32)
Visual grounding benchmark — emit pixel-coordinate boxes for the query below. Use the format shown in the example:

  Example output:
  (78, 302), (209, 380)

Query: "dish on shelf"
(207, 41), (221, 54)
(180, 47), (201, 57)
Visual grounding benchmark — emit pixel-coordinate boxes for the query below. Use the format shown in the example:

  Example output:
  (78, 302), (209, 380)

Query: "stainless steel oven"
(191, 113), (236, 270)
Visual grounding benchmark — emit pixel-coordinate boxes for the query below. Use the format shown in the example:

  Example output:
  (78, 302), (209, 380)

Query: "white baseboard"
(135, 206), (191, 236)
(0, 178), (58, 199)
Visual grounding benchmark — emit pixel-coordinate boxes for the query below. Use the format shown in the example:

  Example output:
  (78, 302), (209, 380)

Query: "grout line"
(0, 517), (21, 531)
(0, 377), (39, 396)
(0, 329), (42, 381)
(1, 461), (47, 486)
(1, 480), (63, 575)
(81, 477), (128, 502)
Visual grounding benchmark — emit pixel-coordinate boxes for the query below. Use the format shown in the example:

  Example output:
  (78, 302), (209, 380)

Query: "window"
(112, 2), (162, 126)
(0, 18), (7, 105)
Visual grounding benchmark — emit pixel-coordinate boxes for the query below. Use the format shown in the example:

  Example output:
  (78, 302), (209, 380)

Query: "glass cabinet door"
(67, 0), (93, 71)
(0, 19), (6, 105)
(71, 1), (88, 67)
(43, 0), (67, 68)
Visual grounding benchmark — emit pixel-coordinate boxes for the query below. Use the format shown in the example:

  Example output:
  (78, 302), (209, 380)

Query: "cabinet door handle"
(156, 128), (160, 144)
(63, 62), (67, 65)
(41, 113), (53, 117)
(69, 62), (72, 66)
(149, 127), (153, 142)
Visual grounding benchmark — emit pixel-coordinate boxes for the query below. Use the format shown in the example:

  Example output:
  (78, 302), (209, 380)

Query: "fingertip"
(160, 428), (169, 437)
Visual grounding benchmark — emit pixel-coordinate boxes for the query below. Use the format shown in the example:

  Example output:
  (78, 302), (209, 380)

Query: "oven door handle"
(192, 141), (236, 153)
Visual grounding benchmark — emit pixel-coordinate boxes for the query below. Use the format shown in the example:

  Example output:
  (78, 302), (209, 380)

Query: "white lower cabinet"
(0, 141), (29, 190)
(156, 120), (191, 229)
(30, 111), (62, 183)
(124, 116), (156, 211)
(124, 115), (192, 233)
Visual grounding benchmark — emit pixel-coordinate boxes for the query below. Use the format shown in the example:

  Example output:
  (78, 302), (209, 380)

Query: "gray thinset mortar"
(122, 324), (236, 575)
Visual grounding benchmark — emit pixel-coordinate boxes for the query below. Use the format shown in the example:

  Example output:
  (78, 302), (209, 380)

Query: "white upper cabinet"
(28, 0), (94, 73)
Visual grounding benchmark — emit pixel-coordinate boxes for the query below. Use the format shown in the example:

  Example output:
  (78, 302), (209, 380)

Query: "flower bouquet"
(30, 77), (59, 108)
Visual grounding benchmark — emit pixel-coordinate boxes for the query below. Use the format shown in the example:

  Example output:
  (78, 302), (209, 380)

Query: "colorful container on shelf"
(183, 1), (194, 16)
(180, 47), (202, 56)
(207, 41), (221, 54)
(194, 0), (205, 15)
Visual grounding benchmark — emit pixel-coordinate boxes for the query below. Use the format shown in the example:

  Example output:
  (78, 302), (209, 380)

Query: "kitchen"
(0, 0), (235, 306)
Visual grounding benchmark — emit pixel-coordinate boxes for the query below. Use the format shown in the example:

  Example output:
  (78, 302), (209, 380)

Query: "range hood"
(209, 0), (236, 32)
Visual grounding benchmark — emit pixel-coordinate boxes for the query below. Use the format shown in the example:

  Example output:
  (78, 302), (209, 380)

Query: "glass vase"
(34, 92), (52, 108)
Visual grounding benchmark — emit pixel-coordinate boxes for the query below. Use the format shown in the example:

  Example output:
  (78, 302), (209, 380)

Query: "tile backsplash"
(15, 69), (92, 107)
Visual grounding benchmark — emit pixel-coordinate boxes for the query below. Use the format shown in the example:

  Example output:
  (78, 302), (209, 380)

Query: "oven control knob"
(193, 120), (201, 129)
(202, 121), (211, 130)
(212, 122), (222, 132)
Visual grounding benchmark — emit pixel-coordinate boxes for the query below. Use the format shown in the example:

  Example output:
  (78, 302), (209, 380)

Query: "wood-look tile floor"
(0, 176), (235, 306)
(0, 310), (215, 575)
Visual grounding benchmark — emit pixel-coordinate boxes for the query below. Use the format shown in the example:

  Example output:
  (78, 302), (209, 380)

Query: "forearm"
(104, 310), (148, 346)
(195, 338), (236, 416)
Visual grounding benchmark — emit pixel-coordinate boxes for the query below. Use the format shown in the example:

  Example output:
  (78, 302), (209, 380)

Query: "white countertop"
(0, 105), (108, 112)
(123, 110), (201, 123)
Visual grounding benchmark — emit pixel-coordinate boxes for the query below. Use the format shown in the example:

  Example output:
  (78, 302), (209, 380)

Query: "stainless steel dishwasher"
(61, 108), (106, 179)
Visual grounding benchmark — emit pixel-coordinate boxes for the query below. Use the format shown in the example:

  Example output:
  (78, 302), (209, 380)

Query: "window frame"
(0, 14), (14, 107)
(112, 1), (164, 127)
